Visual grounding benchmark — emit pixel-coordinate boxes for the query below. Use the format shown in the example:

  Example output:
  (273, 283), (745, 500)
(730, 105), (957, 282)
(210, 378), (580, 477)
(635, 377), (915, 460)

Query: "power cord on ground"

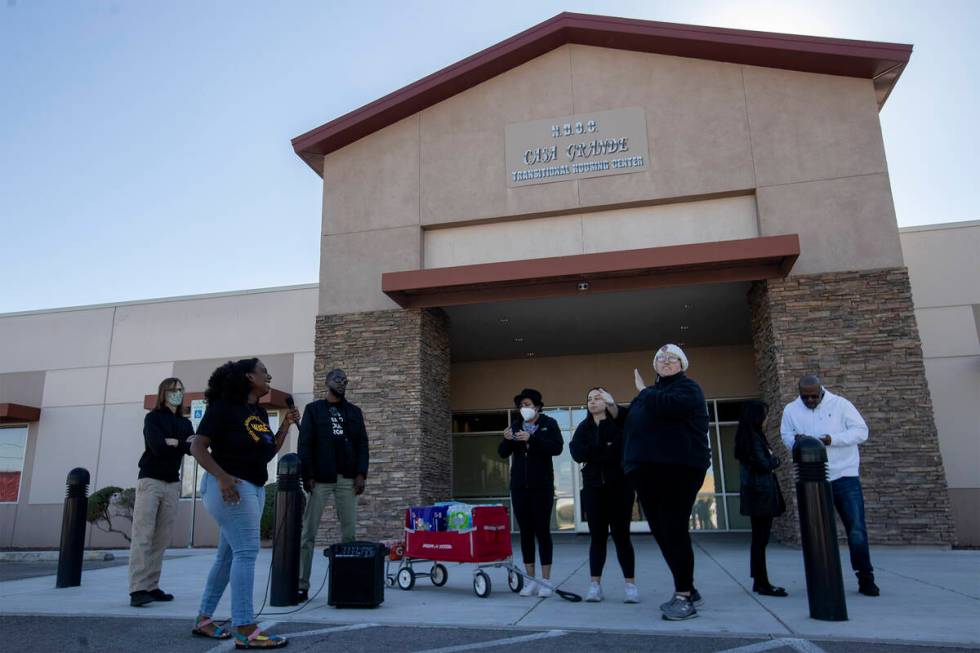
(211, 495), (330, 628)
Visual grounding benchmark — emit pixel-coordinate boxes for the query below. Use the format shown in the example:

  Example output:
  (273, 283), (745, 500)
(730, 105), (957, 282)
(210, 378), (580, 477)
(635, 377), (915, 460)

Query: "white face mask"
(519, 406), (537, 421)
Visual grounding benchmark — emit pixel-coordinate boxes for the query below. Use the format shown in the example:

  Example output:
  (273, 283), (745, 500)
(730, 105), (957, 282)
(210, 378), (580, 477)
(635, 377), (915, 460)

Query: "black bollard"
(56, 467), (90, 588)
(270, 453), (305, 606)
(794, 437), (848, 621)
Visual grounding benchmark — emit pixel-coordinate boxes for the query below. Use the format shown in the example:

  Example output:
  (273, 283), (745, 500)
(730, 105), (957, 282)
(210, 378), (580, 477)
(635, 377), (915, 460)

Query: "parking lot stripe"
(412, 629), (568, 652)
(277, 622), (380, 639)
(716, 637), (828, 653)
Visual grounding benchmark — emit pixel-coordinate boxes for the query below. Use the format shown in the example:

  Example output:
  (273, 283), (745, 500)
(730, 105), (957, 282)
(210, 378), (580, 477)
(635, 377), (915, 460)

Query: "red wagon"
(385, 505), (525, 598)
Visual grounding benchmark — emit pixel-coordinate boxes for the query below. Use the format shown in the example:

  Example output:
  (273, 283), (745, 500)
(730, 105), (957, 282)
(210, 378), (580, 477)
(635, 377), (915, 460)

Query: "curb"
(0, 551), (116, 562)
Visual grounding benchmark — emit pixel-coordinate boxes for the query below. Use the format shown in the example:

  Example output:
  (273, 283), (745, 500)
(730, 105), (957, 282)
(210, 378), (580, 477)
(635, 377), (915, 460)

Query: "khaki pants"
(298, 477), (356, 590)
(127, 477), (180, 593)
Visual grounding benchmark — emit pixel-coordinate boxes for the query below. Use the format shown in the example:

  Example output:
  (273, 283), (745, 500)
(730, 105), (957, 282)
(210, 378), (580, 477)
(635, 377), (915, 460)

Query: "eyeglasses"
(656, 356), (681, 364)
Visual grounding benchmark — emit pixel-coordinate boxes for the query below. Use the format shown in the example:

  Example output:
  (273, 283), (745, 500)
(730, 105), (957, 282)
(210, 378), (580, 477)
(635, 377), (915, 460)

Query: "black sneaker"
(297, 588), (309, 602)
(858, 579), (880, 597)
(130, 591), (154, 607)
(149, 589), (174, 601)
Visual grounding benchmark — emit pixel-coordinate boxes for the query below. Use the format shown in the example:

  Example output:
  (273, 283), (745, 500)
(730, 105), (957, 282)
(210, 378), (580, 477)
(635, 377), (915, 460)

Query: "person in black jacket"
(734, 400), (787, 597)
(570, 387), (638, 604)
(296, 368), (369, 600)
(624, 344), (710, 621)
(128, 377), (194, 607)
(499, 388), (563, 598)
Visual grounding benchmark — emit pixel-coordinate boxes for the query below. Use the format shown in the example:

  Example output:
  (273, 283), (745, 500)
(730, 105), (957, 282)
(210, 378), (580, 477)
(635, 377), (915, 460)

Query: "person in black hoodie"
(570, 387), (638, 604)
(128, 377), (194, 607)
(499, 388), (563, 598)
(296, 368), (369, 601)
(624, 344), (710, 621)
(734, 400), (787, 597)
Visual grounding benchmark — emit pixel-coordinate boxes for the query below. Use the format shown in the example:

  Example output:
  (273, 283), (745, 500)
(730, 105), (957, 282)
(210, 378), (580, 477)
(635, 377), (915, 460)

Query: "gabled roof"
(292, 12), (912, 175)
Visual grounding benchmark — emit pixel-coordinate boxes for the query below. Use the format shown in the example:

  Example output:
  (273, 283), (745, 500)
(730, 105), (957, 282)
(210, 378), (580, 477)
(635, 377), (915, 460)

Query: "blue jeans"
(198, 472), (265, 626)
(831, 476), (873, 577)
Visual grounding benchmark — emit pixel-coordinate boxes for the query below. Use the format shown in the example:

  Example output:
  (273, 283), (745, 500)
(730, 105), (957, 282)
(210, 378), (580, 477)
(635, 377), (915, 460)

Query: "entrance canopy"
(0, 403), (40, 424)
(383, 234), (799, 310)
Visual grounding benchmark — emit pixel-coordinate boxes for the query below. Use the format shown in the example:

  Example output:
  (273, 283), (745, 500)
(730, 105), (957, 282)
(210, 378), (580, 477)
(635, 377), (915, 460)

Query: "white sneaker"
(537, 583), (553, 598)
(585, 582), (603, 602)
(624, 582), (640, 603)
(519, 579), (538, 597)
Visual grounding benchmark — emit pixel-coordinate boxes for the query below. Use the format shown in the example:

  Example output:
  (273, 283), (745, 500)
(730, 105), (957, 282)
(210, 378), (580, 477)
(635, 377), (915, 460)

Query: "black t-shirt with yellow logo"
(196, 399), (277, 487)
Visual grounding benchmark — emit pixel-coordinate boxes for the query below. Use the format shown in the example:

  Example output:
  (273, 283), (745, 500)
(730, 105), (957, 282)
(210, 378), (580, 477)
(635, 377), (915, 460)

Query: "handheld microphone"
(285, 395), (297, 430)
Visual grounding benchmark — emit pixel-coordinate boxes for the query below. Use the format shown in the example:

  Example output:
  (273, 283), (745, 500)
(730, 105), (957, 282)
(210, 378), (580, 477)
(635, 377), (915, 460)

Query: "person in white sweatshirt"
(780, 374), (880, 597)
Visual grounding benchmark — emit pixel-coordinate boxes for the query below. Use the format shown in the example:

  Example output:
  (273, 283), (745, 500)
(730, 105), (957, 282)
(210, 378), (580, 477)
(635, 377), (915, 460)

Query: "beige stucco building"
(1, 14), (975, 549)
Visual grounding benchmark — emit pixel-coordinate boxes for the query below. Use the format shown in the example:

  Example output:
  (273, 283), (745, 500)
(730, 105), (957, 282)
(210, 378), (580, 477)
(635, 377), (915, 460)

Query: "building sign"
(505, 107), (649, 187)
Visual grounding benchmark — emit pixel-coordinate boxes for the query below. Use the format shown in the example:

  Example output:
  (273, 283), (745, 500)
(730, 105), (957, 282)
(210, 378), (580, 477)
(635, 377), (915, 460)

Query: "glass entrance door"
(450, 398), (756, 533)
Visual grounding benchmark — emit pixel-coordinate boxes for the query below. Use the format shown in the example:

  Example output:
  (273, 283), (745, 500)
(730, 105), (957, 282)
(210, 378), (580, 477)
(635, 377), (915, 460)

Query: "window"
(451, 396), (760, 533)
(0, 426), (28, 503)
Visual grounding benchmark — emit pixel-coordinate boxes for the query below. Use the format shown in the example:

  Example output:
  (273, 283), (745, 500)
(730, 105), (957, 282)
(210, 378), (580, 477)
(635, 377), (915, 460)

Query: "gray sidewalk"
(0, 535), (977, 648)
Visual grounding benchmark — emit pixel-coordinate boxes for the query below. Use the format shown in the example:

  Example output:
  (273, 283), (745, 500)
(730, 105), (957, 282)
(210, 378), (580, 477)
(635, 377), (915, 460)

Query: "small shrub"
(87, 486), (136, 542)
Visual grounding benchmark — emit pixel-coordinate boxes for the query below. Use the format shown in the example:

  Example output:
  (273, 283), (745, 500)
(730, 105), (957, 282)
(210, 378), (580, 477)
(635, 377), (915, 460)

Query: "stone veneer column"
(749, 268), (955, 546)
(312, 308), (450, 544)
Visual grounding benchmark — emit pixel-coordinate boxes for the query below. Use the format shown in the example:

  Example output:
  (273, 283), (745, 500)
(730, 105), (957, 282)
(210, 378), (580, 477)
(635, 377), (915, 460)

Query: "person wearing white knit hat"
(633, 344), (688, 391)
(624, 343), (710, 621)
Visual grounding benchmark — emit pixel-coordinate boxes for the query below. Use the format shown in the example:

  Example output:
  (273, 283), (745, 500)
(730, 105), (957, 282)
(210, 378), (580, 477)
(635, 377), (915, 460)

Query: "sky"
(1, 0), (977, 314)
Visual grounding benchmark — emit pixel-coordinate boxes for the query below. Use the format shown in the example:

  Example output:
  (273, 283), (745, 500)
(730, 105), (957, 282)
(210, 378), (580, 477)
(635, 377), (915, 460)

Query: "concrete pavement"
(1, 535), (977, 648)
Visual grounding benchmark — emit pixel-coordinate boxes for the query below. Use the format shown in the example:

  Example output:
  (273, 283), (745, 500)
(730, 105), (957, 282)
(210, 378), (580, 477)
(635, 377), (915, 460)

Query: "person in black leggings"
(734, 400), (787, 596)
(624, 344), (710, 621)
(570, 387), (637, 603)
(499, 388), (564, 598)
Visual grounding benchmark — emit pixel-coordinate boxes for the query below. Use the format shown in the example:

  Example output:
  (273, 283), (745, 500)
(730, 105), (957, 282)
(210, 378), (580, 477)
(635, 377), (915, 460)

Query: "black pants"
(750, 516), (773, 586)
(511, 487), (554, 566)
(582, 483), (636, 578)
(628, 463), (705, 593)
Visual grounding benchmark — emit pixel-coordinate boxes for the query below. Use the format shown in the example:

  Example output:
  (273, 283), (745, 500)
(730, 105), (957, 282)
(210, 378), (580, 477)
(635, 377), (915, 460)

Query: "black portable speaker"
(325, 541), (386, 608)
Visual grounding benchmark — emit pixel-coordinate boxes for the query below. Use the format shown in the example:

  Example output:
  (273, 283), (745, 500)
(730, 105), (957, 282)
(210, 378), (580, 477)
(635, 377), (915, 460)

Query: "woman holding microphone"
(190, 358), (299, 649)
(569, 387), (638, 603)
(499, 388), (563, 598)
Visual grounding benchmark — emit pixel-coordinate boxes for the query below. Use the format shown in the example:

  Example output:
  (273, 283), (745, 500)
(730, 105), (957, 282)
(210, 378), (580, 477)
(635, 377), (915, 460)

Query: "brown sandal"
(192, 617), (231, 639)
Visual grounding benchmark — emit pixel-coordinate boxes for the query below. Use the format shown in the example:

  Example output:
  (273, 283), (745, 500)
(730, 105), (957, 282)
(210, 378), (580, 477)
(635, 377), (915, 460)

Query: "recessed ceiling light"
(513, 337), (524, 343)
(683, 304), (693, 309)
(498, 318), (509, 323)
(680, 325), (689, 331)
(526, 352), (536, 357)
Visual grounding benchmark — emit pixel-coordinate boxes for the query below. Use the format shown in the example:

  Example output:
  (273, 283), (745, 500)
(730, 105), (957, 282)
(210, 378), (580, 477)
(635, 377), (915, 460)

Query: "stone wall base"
(311, 308), (450, 544)
(749, 268), (955, 546)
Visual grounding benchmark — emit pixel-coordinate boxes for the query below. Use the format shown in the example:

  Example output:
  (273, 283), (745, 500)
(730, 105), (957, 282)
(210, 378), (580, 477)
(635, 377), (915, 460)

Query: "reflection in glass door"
(451, 399), (756, 532)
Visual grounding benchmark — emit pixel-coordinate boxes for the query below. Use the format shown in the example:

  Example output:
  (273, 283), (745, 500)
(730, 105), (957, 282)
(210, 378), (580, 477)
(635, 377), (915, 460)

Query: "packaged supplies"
(447, 502), (474, 531)
(409, 505), (448, 532)
(380, 538), (405, 560)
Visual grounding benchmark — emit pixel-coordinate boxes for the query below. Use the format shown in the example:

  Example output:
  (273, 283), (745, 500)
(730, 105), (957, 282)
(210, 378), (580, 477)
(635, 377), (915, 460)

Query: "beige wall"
(900, 221), (980, 545)
(0, 285), (319, 548)
(319, 44), (902, 315)
(424, 194), (759, 268)
(452, 345), (759, 411)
